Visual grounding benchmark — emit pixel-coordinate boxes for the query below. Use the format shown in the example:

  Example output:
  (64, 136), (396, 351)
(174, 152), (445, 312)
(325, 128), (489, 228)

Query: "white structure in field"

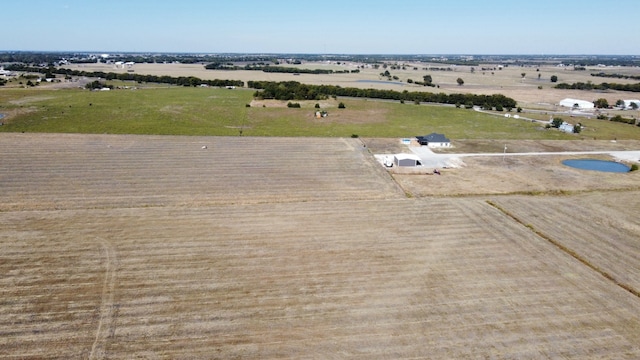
(394, 153), (423, 167)
(559, 98), (594, 110)
(622, 100), (640, 109)
(559, 122), (575, 133)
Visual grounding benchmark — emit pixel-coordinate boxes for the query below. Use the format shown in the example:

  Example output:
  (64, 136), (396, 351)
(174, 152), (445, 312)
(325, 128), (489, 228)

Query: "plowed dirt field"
(1, 133), (639, 359)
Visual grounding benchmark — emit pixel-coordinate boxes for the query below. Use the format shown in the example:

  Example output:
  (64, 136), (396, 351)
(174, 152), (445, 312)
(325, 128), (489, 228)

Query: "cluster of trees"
(591, 98), (639, 110)
(555, 81), (640, 93)
(248, 81), (517, 109)
(591, 72), (640, 81)
(85, 80), (112, 90)
(609, 115), (637, 125)
(411, 75), (436, 87)
(5, 64), (244, 88)
(596, 113), (638, 125)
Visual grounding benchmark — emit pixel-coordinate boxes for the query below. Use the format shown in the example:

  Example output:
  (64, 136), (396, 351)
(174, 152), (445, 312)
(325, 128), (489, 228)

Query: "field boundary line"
(486, 200), (640, 300)
(89, 237), (118, 360)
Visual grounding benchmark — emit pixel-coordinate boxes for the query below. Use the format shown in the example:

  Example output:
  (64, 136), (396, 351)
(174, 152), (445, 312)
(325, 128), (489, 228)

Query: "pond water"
(562, 158), (630, 173)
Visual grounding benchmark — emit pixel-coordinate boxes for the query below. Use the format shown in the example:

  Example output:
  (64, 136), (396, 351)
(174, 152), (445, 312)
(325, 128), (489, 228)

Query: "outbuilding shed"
(394, 153), (423, 167)
(559, 98), (594, 110)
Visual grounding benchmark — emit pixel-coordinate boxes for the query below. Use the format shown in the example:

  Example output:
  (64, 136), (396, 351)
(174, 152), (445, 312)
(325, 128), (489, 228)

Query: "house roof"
(394, 153), (422, 161)
(416, 133), (450, 143)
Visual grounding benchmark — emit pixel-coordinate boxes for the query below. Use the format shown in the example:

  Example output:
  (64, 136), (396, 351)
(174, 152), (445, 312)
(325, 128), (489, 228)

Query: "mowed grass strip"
(0, 85), (614, 139)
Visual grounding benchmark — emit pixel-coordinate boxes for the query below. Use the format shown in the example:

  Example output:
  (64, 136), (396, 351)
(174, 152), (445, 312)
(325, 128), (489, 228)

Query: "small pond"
(562, 158), (630, 173)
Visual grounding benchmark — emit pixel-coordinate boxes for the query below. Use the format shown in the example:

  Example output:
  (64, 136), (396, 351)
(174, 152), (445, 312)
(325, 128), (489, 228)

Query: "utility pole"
(503, 144), (507, 163)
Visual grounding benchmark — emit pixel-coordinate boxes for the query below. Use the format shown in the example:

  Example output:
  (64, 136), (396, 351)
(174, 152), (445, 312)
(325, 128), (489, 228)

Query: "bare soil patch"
(1, 133), (639, 359)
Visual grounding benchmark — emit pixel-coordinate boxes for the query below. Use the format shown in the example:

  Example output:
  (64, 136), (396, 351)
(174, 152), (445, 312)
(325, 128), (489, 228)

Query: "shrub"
(287, 102), (301, 108)
(630, 164), (638, 171)
(338, 102), (346, 109)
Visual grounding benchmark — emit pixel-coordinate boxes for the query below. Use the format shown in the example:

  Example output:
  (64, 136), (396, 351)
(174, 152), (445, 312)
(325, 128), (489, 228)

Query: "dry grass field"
(1, 133), (639, 359)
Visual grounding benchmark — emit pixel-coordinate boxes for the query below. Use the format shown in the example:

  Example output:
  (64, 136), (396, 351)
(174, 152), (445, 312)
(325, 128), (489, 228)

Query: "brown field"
(1, 133), (640, 359)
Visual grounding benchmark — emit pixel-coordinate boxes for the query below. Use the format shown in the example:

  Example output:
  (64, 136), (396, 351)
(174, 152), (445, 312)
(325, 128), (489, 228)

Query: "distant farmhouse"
(415, 133), (451, 148)
(0, 67), (14, 77)
(558, 122), (575, 133)
(559, 98), (594, 110)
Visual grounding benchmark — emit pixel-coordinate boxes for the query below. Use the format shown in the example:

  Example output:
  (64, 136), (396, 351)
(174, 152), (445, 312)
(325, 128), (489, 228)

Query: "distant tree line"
(555, 81), (640, 93)
(248, 81), (517, 108)
(205, 63), (359, 74)
(5, 64), (244, 87)
(591, 72), (640, 81)
(3, 52), (640, 69)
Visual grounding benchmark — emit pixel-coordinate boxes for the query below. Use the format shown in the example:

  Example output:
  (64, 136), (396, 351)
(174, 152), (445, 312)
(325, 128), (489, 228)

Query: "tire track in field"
(90, 238), (118, 360)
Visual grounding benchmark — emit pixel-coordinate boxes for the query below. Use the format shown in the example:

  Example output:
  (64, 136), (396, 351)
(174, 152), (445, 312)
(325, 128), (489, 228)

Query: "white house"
(559, 98), (594, 110)
(559, 122), (574, 133)
(415, 133), (451, 148)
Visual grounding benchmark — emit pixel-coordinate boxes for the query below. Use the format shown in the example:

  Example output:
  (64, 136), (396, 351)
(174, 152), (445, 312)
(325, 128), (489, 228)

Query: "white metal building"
(394, 153), (423, 167)
(622, 100), (640, 109)
(559, 98), (594, 110)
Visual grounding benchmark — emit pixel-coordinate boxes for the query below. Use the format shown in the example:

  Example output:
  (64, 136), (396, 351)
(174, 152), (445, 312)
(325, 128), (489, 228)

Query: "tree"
(456, 77), (464, 86)
(616, 99), (625, 108)
(573, 123), (582, 133)
(521, 73), (526, 79)
(550, 75), (558, 83)
(630, 102), (639, 110)
(423, 75), (432, 85)
(551, 118), (564, 128)
(338, 102), (346, 109)
(593, 98), (609, 109)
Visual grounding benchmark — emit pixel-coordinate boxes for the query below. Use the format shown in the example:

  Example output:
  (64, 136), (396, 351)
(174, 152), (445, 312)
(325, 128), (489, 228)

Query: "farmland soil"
(1, 133), (639, 359)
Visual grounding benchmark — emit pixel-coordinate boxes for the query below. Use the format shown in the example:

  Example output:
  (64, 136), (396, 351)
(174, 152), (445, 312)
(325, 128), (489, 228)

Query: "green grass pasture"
(1, 86), (639, 139)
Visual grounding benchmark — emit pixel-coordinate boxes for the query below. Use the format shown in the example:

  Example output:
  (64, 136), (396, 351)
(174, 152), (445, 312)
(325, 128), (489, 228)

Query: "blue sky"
(3, 0), (638, 54)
